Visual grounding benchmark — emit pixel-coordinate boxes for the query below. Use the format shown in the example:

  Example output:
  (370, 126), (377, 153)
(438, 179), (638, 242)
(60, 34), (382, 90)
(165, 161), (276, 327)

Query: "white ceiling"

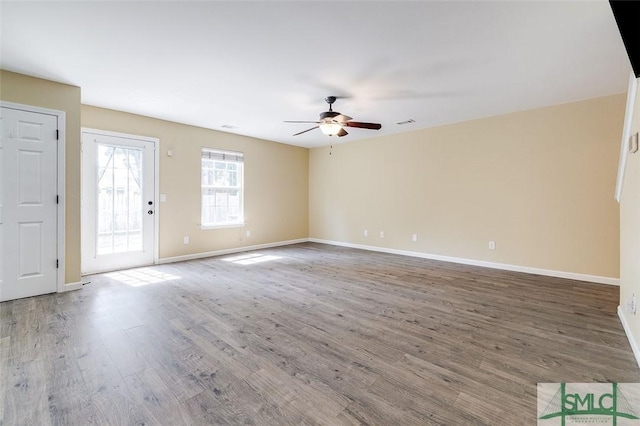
(0, 1), (631, 148)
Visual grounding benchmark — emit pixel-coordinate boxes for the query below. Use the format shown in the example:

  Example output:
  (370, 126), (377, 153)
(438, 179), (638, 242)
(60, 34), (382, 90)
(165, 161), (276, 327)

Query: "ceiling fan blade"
(293, 126), (319, 136)
(344, 121), (382, 130)
(334, 114), (352, 123)
(284, 120), (320, 124)
(337, 128), (348, 137)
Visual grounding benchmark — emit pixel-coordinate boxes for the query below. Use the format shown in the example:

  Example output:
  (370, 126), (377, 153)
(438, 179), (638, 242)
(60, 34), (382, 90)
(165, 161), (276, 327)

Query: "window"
(201, 149), (244, 227)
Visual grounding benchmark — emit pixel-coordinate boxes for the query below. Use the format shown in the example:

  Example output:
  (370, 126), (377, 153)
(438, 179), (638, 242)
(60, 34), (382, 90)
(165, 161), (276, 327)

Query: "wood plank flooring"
(1, 242), (638, 425)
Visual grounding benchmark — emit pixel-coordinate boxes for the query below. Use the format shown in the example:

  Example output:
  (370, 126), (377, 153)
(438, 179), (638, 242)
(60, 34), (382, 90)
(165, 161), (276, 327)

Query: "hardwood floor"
(1, 242), (638, 425)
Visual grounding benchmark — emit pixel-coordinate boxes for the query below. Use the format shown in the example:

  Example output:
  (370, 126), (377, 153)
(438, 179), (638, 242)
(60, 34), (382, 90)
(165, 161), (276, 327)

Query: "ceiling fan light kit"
(319, 122), (343, 136)
(285, 96), (382, 138)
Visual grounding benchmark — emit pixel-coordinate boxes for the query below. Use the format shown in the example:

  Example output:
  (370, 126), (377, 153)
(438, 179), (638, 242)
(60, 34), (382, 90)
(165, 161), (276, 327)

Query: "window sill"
(200, 222), (245, 230)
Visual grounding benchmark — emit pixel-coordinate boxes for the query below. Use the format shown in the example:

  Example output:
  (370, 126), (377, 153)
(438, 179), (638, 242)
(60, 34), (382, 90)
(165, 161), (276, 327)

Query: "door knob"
(148, 210), (154, 215)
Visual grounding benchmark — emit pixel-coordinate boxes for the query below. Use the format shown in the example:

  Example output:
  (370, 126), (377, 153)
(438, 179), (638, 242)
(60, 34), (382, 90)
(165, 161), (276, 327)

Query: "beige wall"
(0, 70), (82, 284)
(81, 105), (308, 261)
(310, 94), (625, 279)
(620, 78), (640, 359)
(0, 69), (626, 289)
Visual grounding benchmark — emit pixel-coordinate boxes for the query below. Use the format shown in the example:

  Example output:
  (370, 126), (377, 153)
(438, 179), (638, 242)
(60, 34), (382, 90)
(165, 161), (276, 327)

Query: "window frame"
(200, 149), (245, 229)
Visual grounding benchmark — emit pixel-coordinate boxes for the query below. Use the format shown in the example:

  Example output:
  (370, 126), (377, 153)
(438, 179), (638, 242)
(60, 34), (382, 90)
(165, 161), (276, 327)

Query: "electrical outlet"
(380, 231), (384, 238)
(246, 230), (251, 238)
(488, 241), (496, 250)
(412, 234), (418, 242)
(364, 229), (368, 237)
(183, 236), (189, 244)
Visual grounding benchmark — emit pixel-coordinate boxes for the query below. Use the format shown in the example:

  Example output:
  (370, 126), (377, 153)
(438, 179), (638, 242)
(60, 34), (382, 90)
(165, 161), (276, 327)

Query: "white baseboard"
(157, 238), (309, 265)
(61, 281), (83, 292)
(618, 305), (640, 369)
(308, 238), (619, 286)
(130, 236), (619, 286)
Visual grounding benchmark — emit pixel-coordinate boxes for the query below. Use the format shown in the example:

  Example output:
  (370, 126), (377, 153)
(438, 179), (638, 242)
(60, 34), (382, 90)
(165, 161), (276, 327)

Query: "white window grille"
(201, 149), (244, 227)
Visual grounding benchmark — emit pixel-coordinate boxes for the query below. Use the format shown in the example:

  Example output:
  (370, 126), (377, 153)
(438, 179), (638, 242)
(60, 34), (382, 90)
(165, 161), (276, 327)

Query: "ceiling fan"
(285, 96), (382, 137)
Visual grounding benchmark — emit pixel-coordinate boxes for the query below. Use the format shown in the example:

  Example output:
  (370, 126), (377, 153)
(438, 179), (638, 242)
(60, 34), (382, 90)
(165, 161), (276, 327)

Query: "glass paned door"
(96, 144), (143, 255)
(82, 131), (155, 274)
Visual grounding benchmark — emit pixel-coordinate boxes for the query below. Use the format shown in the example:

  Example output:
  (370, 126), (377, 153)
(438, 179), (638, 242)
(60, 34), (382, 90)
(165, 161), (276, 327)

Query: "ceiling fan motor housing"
(320, 111), (339, 120)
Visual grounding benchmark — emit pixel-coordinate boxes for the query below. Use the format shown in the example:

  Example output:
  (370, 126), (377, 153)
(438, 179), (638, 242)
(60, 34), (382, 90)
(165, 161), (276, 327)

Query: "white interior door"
(82, 131), (156, 274)
(0, 107), (59, 302)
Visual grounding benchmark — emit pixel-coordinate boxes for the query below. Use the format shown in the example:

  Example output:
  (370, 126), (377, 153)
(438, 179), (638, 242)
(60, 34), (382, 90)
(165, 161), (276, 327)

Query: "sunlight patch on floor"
(222, 252), (282, 265)
(105, 267), (181, 287)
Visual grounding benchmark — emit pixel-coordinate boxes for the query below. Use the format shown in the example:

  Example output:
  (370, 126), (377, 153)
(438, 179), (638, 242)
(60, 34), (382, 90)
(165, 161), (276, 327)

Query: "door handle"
(148, 210), (154, 215)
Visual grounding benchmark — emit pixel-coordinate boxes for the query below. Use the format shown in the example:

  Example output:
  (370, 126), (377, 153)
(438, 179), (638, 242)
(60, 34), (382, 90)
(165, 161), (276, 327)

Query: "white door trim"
(0, 101), (67, 293)
(615, 72), (638, 202)
(81, 128), (160, 269)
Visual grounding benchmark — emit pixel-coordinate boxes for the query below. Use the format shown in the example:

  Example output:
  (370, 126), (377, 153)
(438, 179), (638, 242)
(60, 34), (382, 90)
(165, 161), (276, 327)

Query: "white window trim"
(200, 222), (246, 230)
(201, 148), (244, 228)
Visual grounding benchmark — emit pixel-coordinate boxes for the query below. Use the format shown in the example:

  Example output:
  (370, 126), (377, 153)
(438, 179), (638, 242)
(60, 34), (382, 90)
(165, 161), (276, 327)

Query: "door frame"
(0, 101), (66, 293)
(81, 128), (160, 272)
